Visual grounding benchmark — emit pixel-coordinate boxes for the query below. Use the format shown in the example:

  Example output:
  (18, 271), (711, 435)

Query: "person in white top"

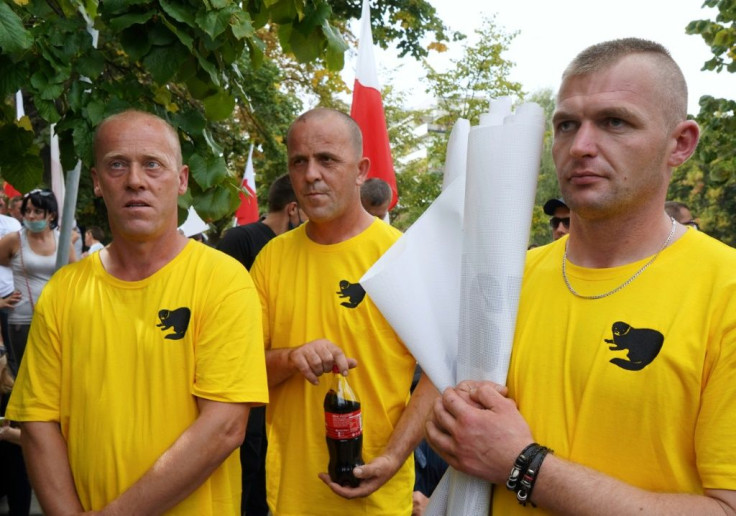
(0, 189), (75, 374)
(82, 226), (105, 257)
(0, 212), (21, 372)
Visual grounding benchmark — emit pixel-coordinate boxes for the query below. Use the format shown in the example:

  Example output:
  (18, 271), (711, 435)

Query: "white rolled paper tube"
(439, 103), (544, 516)
(479, 96), (512, 127)
(456, 104), (544, 385)
(442, 118), (470, 191)
(360, 176), (466, 392)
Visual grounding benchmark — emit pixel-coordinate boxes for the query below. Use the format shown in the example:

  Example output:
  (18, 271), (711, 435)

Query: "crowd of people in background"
(1, 36), (734, 516)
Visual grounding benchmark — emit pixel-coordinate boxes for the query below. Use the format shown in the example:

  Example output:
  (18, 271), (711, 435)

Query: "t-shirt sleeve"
(250, 248), (271, 350)
(695, 289), (736, 490)
(5, 279), (63, 422)
(191, 261), (268, 405)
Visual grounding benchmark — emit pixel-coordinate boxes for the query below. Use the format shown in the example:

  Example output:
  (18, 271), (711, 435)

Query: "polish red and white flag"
(350, 0), (398, 209)
(235, 145), (259, 225)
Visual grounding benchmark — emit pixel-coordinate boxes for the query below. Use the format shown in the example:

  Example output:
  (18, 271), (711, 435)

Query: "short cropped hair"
(561, 38), (688, 128)
(267, 174), (297, 212)
(286, 108), (363, 160)
(21, 188), (59, 229)
(361, 178), (392, 208)
(86, 226), (105, 242)
(664, 201), (690, 221)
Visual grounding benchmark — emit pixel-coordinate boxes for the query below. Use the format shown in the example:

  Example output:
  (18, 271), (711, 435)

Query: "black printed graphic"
(604, 321), (663, 371)
(156, 307), (191, 340)
(336, 280), (366, 309)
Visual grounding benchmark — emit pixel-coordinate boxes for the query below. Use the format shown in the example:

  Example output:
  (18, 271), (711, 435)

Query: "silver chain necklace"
(562, 217), (676, 300)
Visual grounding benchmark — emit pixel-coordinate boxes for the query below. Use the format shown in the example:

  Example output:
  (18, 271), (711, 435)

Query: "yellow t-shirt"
(7, 241), (269, 515)
(251, 220), (416, 516)
(493, 229), (736, 514)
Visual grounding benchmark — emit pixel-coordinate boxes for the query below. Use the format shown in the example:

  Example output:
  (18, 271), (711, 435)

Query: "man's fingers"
(292, 340), (357, 384)
(425, 419), (457, 467)
(469, 383), (510, 410)
(318, 472), (376, 499)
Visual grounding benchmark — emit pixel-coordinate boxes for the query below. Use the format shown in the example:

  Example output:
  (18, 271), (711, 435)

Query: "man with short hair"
(251, 108), (436, 515)
(665, 200), (699, 230)
(543, 197), (570, 240)
(7, 110), (268, 515)
(218, 174), (305, 270)
(360, 177), (392, 220)
(427, 38), (736, 514)
(83, 226), (106, 255)
(7, 197), (22, 223)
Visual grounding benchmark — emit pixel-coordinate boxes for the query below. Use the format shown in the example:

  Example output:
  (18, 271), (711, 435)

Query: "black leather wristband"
(505, 443), (541, 491)
(516, 446), (552, 506)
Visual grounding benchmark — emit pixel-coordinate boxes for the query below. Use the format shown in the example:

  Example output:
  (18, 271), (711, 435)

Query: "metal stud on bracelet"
(505, 443), (541, 491)
(516, 446), (552, 506)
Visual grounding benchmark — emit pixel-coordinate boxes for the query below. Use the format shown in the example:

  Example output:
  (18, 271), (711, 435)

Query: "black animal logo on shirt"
(604, 321), (663, 371)
(157, 308), (191, 340)
(336, 280), (366, 308)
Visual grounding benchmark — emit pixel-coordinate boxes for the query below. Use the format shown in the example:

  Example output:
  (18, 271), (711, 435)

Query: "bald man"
(251, 108), (436, 515)
(7, 110), (268, 515)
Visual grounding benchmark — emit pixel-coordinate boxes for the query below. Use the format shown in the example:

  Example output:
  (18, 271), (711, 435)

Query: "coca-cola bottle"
(324, 365), (364, 487)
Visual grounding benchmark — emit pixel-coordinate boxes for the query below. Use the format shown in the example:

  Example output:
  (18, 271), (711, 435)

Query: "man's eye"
(556, 121), (575, 133)
(607, 118), (625, 128)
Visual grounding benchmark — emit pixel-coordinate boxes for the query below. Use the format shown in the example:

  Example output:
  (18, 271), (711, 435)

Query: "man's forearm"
(383, 374), (439, 466)
(21, 421), (85, 516)
(532, 454), (736, 515)
(102, 399), (248, 516)
(265, 348), (297, 388)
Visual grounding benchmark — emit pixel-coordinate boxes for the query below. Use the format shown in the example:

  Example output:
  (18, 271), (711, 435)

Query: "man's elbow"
(219, 406), (249, 452)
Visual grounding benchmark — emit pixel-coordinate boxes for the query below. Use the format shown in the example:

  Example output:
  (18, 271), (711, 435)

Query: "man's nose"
(126, 164), (146, 188)
(569, 122), (598, 158)
(303, 160), (322, 182)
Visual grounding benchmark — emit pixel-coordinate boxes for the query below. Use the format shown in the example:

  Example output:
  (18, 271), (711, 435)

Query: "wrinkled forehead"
(95, 113), (182, 165)
(288, 112), (361, 158)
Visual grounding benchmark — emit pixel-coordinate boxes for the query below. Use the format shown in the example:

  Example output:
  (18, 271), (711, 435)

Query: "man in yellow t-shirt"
(251, 108), (437, 515)
(6, 110), (268, 515)
(426, 39), (736, 513)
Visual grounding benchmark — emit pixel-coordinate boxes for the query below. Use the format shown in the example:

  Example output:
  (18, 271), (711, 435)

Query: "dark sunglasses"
(549, 217), (570, 229)
(682, 220), (699, 231)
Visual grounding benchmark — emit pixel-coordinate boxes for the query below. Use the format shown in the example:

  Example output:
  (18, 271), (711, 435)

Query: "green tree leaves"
(684, 0), (736, 245)
(1, 0), (450, 235)
(0, 2), (33, 53)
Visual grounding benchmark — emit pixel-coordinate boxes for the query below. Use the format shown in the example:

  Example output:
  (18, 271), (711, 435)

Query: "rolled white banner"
(442, 118), (470, 191)
(361, 175), (465, 392)
(363, 101), (545, 516)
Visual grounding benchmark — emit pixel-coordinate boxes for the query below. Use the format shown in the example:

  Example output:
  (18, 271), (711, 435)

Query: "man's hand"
(289, 339), (358, 385)
(425, 380), (533, 484)
(318, 454), (400, 499)
(412, 491), (430, 516)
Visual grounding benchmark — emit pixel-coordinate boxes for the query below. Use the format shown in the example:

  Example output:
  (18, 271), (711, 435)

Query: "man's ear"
(357, 157), (370, 184)
(91, 168), (102, 197)
(178, 165), (190, 195)
(667, 120), (699, 168)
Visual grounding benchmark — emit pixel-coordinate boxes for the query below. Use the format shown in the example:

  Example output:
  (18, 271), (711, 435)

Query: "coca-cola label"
(325, 409), (362, 439)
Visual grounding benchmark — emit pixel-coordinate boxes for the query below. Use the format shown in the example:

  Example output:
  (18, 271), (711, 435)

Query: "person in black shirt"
(216, 173), (305, 516)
